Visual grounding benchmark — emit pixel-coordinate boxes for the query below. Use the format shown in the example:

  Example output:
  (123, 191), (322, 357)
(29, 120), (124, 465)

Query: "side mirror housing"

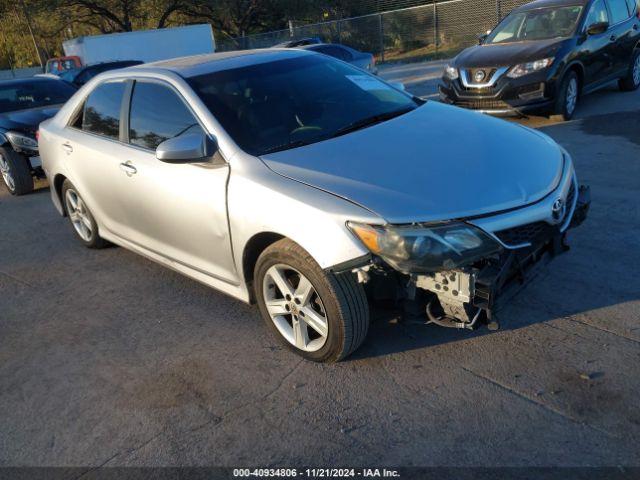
(478, 33), (489, 45)
(587, 21), (609, 36)
(156, 133), (217, 164)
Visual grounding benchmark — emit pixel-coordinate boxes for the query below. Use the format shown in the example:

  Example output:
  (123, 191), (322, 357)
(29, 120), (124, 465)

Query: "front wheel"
(255, 239), (370, 363)
(619, 50), (640, 92)
(554, 71), (579, 121)
(61, 180), (108, 249)
(0, 146), (34, 196)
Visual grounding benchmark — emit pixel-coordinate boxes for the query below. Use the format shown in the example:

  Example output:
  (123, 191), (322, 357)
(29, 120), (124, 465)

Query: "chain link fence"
(216, 0), (532, 64)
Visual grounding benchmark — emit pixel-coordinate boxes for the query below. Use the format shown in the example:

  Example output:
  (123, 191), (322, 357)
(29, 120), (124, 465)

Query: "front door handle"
(119, 162), (137, 177)
(62, 142), (73, 154)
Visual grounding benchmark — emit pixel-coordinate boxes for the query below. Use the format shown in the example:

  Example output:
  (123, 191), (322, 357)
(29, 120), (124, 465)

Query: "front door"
(114, 79), (237, 284)
(581, 0), (615, 86)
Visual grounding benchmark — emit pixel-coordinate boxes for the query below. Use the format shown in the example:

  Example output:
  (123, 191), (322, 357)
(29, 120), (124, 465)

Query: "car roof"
(0, 76), (61, 87)
(131, 49), (309, 79)
(514, 0), (590, 11)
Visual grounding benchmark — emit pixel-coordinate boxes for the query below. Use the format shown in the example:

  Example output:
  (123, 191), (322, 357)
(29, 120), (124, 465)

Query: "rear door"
(115, 79), (237, 283)
(61, 80), (134, 236)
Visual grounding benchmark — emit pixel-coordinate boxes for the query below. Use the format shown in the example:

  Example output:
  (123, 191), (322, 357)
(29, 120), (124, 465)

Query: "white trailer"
(62, 24), (215, 66)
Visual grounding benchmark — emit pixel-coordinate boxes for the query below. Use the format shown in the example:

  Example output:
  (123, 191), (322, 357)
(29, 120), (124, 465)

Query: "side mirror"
(156, 133), (217, 164)
(586, 21), (609, 36)
(478, 33), (489, 45)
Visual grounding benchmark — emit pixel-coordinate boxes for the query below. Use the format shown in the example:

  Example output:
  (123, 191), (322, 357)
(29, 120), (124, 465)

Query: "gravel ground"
(0, 65), (639, 470)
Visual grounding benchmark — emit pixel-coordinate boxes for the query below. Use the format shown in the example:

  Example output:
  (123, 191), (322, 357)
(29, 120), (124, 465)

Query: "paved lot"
(1, 65), (639, 470)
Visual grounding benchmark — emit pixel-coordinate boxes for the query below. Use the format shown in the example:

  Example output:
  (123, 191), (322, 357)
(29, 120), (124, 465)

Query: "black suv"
(439, 0), (640, 119)
(0, 78), (76, 195)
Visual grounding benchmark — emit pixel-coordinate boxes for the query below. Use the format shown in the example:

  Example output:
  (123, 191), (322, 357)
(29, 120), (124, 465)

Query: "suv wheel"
(61, 180), (108, 249)
(0, 147), (34, 196)
(554, 71), (579, 121)
(619, 50), (640, 92)
(255, 239), (369, 363)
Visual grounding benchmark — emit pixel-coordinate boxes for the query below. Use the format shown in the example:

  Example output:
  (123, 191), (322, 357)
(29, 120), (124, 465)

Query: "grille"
(467, 68), (498, 84)
(495, 222), (554, 247)
(456, 98), (511, 110)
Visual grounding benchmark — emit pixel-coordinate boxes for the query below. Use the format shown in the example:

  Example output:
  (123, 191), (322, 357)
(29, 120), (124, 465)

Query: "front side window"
(625, 0), (638, 15)
(188, 54), (417, 156)
(607, 0), (632, 22)
(129, 81), (203, 150)
(81, 81), (126, 140)
(585, 0), (610, 26)
(486, 6), (583, 43)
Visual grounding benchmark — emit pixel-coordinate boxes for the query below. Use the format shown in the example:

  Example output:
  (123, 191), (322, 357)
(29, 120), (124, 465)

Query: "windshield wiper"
(328, 106), (416, 140)
(260, 139), (318, 155)
(259, 106), (416, 155)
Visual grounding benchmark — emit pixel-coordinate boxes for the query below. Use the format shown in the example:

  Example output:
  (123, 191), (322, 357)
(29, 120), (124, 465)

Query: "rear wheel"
(255, 239), (369, 363)
(0, 146), (34, 196)
(619, 50), (640, 92)
(61, 180), (108, 249)
(554, 71), (579, 121)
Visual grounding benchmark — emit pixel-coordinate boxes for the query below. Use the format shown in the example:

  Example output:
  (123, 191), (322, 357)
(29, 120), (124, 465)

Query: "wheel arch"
(242, 231), (286, 303)
(564, 61), (585, 92)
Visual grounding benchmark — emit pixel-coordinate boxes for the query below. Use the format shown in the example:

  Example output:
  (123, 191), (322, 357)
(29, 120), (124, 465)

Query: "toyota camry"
(38, 49), (590, 362)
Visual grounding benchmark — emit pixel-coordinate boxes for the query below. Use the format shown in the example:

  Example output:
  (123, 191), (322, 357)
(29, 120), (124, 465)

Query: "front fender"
(227, 160), (381, 286)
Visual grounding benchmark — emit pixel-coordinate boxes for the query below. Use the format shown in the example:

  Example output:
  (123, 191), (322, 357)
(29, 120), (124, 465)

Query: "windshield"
(187, 54), (418, 156)
(486, 6), (583, 44)
(0, 79), (76, 113)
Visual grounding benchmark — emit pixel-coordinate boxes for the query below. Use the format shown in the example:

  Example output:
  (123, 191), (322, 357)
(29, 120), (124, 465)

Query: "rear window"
(608, 0), (633, 22)
(80, 81), (126, 140)
(0, 79), (76, 113)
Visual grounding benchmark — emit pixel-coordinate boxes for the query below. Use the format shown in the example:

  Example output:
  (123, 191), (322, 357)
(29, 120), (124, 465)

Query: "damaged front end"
(346, 182), (591, 331)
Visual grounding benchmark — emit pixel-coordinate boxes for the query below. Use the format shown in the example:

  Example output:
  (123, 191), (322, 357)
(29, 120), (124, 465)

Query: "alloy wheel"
(633, 55), (640, 87)
(0, 152), (15, 192)
(64, 189), (93, 242)
(263, 264), (328, 352)
(566, 78), (578, 116)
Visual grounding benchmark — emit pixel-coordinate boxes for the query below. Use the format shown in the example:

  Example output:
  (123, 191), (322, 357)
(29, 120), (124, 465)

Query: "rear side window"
(585, 0), (609, 26)
(128, 81), (203, 150)
(81, 82), (126, 140)
(607, 0), (632, 22)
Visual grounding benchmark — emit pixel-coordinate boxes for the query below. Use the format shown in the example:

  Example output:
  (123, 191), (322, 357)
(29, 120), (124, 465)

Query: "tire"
(0, 146), (34, 196)
(61, 179), (108, 249)
(619, 49), (640, 92)
(553, 71), (579, 121)
(254, 239), (370, 363)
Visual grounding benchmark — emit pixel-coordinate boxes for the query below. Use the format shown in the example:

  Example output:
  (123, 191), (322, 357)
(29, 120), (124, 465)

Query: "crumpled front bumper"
(473, 184), (590, 314)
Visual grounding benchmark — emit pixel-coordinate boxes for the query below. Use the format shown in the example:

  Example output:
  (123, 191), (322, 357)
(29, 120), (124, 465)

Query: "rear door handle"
(119, 162), (137, 177)
(610, 34), (617, 42)
(62, 142), (73, 154)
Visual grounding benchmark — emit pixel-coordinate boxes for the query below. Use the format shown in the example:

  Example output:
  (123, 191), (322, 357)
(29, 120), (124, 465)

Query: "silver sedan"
(38, 49), (590, 362)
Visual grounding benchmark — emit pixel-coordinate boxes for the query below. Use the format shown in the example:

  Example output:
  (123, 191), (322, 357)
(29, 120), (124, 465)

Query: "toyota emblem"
(474, 70), (486, 82)
(552, 198), (566, 221)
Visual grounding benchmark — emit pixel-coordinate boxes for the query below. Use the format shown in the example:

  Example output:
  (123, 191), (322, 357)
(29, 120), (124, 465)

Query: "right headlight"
(444, 64), (459, 80)
(347, 221), (502, 274)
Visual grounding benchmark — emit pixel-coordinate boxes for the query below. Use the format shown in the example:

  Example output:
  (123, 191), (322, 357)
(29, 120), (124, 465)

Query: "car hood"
(454, 39), (568, 68)
(261, 102), (564, 224)
(0, 105), (62, 134)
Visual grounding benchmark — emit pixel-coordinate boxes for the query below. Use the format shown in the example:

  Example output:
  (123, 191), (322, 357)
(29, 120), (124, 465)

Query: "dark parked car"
(273, 37), (322, 48)
(0, 78), (77, 195)
(59, 60), (143, 87)
(439, 0), (640, 119)
(299, 43), (378, 74)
